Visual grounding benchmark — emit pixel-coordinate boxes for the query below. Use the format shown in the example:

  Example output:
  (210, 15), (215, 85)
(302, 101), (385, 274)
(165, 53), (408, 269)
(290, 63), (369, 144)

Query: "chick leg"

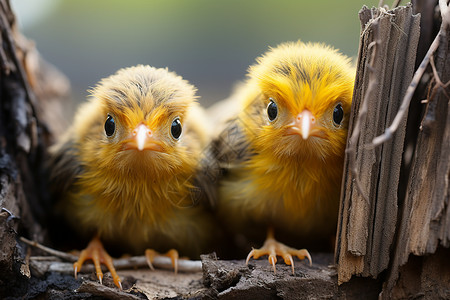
(73, 236), (122, 289)
(145, 248), (180, 274)
(246, 227), (312, 274)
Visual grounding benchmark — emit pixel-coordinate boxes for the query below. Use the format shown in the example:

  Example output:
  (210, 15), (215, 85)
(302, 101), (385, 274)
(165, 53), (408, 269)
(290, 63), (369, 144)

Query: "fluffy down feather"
(50, 65), (216, 257)
(210, 41), (355, 254)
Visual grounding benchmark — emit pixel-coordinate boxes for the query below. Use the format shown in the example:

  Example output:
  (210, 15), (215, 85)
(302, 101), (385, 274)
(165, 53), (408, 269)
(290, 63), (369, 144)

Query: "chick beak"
(298, 110), (315, 140)
(134, 124), (151, 151)
(124, 124), (163, 152)
(286, 110), (326, 140)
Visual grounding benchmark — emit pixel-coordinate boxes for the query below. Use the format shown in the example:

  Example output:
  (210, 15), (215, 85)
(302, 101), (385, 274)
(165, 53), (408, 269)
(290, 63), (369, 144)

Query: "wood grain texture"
(336, 4), (421, 284)
(0, 0), (44, 294)
(0, 0), (68, 297)
(385, 4), (450, 293)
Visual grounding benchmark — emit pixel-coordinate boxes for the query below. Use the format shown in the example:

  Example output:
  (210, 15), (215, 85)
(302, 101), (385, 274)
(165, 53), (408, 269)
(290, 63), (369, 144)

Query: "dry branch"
(383, 0), (450, 294)
(370, 0), (449, 147)
(337, 1), (450, 298)
(20, 236), (203, 274)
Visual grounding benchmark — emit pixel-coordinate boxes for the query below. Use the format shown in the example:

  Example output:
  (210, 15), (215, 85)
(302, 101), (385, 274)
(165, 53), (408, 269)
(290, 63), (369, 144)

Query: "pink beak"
(123, 124), (163, 152)
(285, 110), (327, 140)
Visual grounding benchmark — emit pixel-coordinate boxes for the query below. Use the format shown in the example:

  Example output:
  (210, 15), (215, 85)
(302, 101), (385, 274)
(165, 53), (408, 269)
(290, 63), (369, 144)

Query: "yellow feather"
(51, 65), (216, 256)
(217, 41), (355, 248)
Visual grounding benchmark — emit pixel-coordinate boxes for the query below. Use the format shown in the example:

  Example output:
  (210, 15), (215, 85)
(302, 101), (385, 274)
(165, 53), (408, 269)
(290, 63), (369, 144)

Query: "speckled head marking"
(219, 42), (356, 232)
(50, 65), (217, 257)
(240, 41), (355, 161)
(68, 65), (202, 219)
(248, 41), (354, 119)
(90, 65), (196, 134)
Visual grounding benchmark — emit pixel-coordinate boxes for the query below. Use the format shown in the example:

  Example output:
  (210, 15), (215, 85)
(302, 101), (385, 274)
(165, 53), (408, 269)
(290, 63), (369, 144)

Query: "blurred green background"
(12, 0), (378, 110)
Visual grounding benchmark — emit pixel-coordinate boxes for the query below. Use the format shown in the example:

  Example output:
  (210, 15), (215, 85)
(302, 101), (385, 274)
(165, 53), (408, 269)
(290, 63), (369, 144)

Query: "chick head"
(75, 65), (199, 178)
(242, 41), (355, 161)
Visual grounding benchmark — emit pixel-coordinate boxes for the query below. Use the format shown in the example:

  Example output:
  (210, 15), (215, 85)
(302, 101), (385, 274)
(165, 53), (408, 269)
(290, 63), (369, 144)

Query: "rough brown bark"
(201, 253), (339, 299)
(1, 0), (45, 295)
(0, 0), (69, 297)
(389, 247), (450, 299)
(384, 0), (450, 294)
(336, 4), (421, 284)
(337, 0), (450, 298)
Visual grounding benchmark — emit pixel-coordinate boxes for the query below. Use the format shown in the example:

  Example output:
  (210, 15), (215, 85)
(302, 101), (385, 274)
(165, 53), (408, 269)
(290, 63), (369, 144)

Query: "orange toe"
(166, 249), (179, 274)
(145, 248), (180, 274)
(144, 249), (157, 270)
(246, 229), (312, 274)
(73, 236), (122, 289)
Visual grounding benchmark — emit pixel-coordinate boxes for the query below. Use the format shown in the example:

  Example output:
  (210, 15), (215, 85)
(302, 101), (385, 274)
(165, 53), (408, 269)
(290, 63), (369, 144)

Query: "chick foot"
(145, 248), (180, 274)
(73, 236), (122, 289)
(246, 228), (312, 274)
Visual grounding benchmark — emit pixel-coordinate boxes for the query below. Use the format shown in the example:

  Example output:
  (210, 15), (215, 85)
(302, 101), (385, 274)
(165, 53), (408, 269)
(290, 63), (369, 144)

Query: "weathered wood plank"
(389, 247), (450, 299)
(384, 3), (450, 293)
(369, 5), (421, 277)
(336, 4), (421, 284)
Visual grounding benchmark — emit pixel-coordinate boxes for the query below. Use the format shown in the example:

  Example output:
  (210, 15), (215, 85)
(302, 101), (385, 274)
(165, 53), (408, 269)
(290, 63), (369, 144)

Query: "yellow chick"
(211, 41), (355, 272)
(49, 65), (216, 288)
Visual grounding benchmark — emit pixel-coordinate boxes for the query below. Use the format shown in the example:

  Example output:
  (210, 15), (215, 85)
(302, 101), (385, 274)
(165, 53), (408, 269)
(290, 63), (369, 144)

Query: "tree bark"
(0, 0), (69, 296)
(336, 0), (450, 298)
(336, 3), (421, 284)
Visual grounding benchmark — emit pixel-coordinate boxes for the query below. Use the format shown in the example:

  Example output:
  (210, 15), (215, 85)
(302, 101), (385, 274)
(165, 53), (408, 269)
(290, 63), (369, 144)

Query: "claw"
(245, 228), (312, 273)
(269, 254), (277, 273)
(285, 255), (294, 275)
(292, 249), (313, 266)
(72, 236), (121, 289)
(245, 249), (255, 265)
(146, 260), (155, 270)
(174, 257), (178, 275)
(169, 251), (179, 275)
(145, 249), (156, 270)
(146, 259), (155, 270)
(305, 251), (312, 266)
(145, 248), (180, 274)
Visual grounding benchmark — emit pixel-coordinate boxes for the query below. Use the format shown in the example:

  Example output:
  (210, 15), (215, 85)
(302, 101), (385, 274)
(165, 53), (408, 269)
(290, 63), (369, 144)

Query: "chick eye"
(104, 115), (116, 137)
(170, 117), (182, 140)
(267, 98), (278, 121)
(333, 103), (344, 126)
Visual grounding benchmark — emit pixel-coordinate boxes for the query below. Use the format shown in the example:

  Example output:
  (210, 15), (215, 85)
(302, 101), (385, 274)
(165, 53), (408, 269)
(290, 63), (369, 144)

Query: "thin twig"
(346, 31), (379, 202)
(20, 236), (203, 273)
(440, 0), (450, 28)
(430, 54), (450, 98)
(425, 56), (450, 108)
(370, 0), (450, 147)
(40, 255), (202, 274)
(392, 0), (402, 8)
(20, 236), (78, 262)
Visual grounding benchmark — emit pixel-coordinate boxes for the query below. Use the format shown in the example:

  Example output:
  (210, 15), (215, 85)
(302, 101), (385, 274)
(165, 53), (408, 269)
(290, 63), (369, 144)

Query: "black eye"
(104, 115), (115, 137)
(267, 98), (278, 121)
(170, 117), (182, 140)
(333, 103), (344, 126)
